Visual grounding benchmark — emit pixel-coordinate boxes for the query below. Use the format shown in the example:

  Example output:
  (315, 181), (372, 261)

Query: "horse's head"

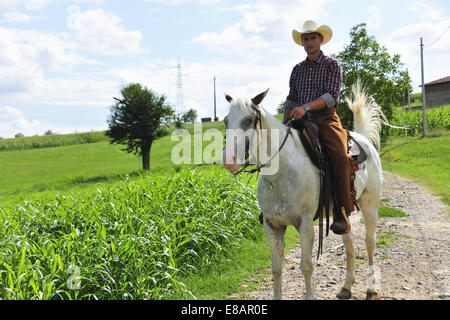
(222, 89), (269, 173)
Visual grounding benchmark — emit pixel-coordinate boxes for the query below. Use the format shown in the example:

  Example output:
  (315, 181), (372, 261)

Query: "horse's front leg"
(299, 218), (315, 300)
(264, 219), (286, 300)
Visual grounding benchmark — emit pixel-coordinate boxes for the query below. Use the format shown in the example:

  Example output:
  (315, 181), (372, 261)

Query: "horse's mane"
(260, 106), (285, 130)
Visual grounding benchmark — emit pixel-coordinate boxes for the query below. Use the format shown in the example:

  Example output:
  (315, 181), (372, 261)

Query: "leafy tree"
(276, 102), (285, 114)
(172, 113), (184, 129)
(182, 108), (198, 123)
(15, 133), (24, 138)
(333, 23), (411, 137)
(44, 130), (54, 136)
(106, 83), (174, 170)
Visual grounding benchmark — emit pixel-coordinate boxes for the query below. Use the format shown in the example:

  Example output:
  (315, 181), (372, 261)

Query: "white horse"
(223, 82), (383, 300)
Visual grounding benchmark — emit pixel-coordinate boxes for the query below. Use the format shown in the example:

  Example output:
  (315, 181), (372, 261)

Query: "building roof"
(425, 76), (450, 86)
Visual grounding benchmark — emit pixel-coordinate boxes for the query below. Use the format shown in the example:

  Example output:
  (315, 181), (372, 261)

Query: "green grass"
(181, 226), (299, 300)
(0, 131), (109, 151)
(0, 168), (265, 299)
(381, 130), (450, 205)
(388, 105), (450, 137)
(376, 232), (397, 248)
(0, 141), (141, 207)
(378, 207), (407, 218)
(0, 124), (225, 207)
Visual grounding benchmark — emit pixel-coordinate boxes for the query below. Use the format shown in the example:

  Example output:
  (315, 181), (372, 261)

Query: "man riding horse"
(283, 20), (357, 235)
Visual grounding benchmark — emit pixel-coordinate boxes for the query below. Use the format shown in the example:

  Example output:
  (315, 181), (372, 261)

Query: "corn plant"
(0, 168), (260, 299)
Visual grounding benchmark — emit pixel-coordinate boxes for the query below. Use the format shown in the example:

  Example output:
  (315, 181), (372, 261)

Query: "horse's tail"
(345, 79), (403, 151)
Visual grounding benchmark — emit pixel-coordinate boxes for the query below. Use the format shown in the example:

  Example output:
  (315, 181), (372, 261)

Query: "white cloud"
(381, 3), (450, 91)
(142, 0), (220, 4)
(37, 77), (118, 107)
(0, 12), (33, 23)
(0, 26), (101, 94)
(0, 0), (51, 11)
(0, 106), (24, 121)
(409, 1), (445, 21)
(219, 4), (252, 12)
(0, 106), (45, 138)
(192, 0), (328, 59)
(66, 5), (147, 56)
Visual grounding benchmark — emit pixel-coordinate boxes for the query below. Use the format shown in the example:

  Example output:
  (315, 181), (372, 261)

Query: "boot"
(330, 207), (351, 235)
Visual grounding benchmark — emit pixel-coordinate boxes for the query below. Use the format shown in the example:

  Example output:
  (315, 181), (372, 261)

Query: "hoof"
(336, 287), (352, 300)
(366, 291), (380, 300)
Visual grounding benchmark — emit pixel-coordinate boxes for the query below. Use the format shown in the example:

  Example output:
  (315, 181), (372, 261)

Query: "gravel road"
(230, 171), (449, 300)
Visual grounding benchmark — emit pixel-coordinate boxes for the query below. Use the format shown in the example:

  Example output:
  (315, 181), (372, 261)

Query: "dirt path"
(230, 171), (450, 300)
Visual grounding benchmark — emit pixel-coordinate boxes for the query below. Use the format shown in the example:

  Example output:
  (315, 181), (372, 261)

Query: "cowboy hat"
(292, 20), (333, 46)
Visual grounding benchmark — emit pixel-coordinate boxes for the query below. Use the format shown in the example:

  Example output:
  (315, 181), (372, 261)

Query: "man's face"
(301, 32), (323, 55)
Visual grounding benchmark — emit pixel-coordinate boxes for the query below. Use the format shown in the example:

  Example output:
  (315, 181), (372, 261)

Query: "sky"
(0, 0), (449, 138)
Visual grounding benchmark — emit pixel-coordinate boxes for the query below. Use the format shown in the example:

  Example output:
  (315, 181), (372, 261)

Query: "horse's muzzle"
(222, 150), (241, 173)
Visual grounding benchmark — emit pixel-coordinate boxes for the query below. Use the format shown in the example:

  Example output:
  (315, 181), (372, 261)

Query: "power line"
(424, 26), (450, 48)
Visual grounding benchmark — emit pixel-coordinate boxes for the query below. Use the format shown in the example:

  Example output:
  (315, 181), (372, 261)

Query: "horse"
(222, 82), (383, 300)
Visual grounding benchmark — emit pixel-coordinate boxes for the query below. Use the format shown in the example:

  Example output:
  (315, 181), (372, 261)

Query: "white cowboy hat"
(292, 20), (333, 46)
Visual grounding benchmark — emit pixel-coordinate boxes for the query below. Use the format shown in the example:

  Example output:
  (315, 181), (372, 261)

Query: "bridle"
(226, 105), (293, 177)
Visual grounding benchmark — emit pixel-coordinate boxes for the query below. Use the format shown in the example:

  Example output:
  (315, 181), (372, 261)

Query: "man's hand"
(291, 106), (307, 119)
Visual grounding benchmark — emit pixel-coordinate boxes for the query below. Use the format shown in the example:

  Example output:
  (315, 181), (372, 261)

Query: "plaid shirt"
(284, 50), (342, 110)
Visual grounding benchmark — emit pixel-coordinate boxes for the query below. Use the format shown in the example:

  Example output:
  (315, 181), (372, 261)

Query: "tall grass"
(0, 168), (260, 299)
(387, 105), (450, 137)
(0, 131), (109, 152)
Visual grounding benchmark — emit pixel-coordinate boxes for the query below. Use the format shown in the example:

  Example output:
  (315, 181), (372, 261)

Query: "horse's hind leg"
(264, 220), (286, 300)
(337, 232), (355, 300)
(360, 193), (380, 300)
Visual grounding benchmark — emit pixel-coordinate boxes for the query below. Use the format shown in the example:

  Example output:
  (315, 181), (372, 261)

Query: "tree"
(333, 24), (411, 136)
(182, 108), (198, 123)
(15, 133), (24, 138)
(276, 102), (285, 114)
(172, 113), (184, 129)
(106, 83), (174, 170)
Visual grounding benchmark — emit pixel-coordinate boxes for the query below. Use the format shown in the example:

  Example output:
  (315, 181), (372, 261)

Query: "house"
(424, 76), (450, 108)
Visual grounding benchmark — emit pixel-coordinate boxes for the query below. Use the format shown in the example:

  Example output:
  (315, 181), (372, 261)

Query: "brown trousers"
(311, 107), (357, 215)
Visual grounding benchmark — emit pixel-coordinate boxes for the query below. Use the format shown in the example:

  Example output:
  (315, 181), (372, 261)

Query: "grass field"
(381, 130), (450, 205)
(0, 118), (448, 299)
(0, 120), (225, 207)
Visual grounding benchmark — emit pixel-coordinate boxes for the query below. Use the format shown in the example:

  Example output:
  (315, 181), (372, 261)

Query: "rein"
(232, 108), (293, 177)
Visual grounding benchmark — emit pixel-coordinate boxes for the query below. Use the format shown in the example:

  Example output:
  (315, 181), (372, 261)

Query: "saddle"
(292, 118), (367, 167)
(290, 118), (367, 257)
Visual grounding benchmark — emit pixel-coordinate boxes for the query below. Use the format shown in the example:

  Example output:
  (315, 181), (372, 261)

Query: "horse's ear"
(225, 93), (233, 103)
(251, 88), (270, 106)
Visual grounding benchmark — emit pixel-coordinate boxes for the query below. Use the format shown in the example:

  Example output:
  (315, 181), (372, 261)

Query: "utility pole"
(176, 60), (184, 114)
(407, 89), (411, 112)
(213, 76), (217, 121)
(420, 37), (428, 136)
(407, 68), (411, 112)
